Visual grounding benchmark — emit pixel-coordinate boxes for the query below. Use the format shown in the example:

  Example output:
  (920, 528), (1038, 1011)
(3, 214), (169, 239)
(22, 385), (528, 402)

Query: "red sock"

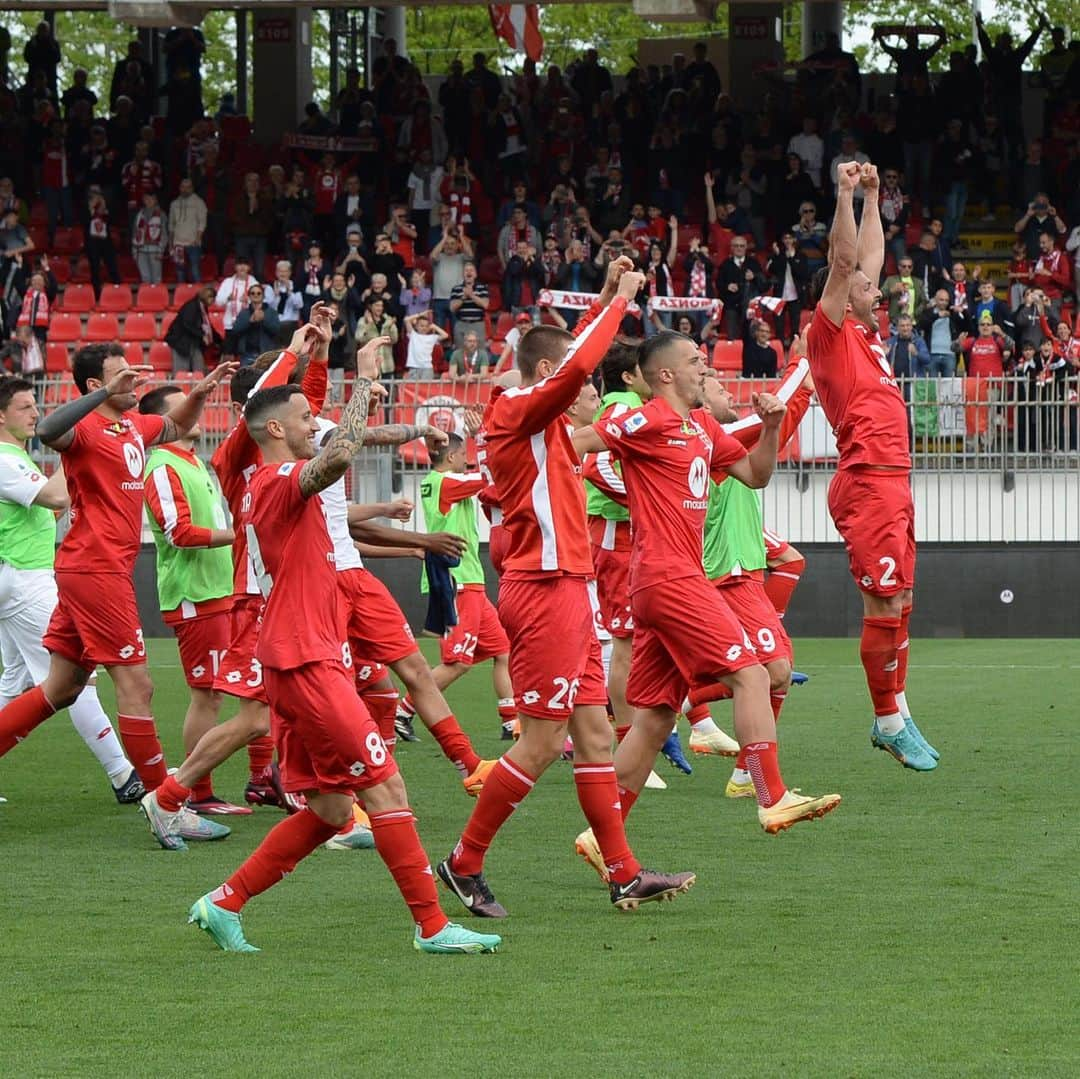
(614, 724), (631, 744)
(247, 736), (274, 780)
(770, 691), (786, 723)
(743, 741), (786, 808)
(117, 714), (168, 790)
(617, 784), (639, 821)
(190, 773), (215, 802)
(155, 773), (191, 812)
(429, 715), (480, 776)
(210, 806), (339, 912)
(765, 557), (805, 616)
(860, 617), (901, 716)
(451, 757), (535, 875)
(574, 763), (642, 885)
(369, 808), (449, 938)
(361, 689), (400, 755)
(735, 747), (747, 770)
(685, 703), (711, 725)
(0, 686), (55, 755)
(895, 604), (912, 695)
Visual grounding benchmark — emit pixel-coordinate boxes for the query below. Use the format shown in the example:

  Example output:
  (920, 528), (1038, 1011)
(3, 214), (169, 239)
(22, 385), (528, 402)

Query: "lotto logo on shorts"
(349, 760), (366, 777)
(118, 645), (135, 659)
(225, 670), (242, 684)
(521, 690), (541, 705)
(726, 645), (743, 662)
(191, 665), (206, 679)
(861, 575), (873, 588)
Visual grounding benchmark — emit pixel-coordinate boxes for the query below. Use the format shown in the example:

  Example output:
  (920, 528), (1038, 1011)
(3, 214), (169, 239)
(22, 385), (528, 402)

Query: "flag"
(489, 5), (544, 62)
(747, 295), (786, 321)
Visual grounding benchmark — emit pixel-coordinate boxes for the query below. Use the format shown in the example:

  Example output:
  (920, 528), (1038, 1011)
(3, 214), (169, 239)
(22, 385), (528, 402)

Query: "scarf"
(689, 258), (707, 297)
(18, 289), (49, 329)
(448, 189), (472, 226)
(21, 335), (43, 373)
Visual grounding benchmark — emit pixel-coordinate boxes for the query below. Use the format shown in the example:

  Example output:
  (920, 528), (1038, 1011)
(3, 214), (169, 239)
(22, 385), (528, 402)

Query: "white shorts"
(0, 565), (58, 700)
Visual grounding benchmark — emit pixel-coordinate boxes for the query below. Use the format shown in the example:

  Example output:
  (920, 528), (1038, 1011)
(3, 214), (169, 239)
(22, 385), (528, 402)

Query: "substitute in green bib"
(140, 384), (240, 815)
(0, 375), (137, 801)
(417, 432), (515, 740)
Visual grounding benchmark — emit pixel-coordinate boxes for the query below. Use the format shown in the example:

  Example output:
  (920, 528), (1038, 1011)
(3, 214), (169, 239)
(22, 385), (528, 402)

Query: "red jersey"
(244, 462), (347, 671)
(593, 396), (747, 593)
(965, 336), (1006, 378)
(313, 166), (342, 214)
(56, 411), (165, 575)
(210, 351), (326, 596)
(480, 296), (627, 576)
(805, 304), (911, 470)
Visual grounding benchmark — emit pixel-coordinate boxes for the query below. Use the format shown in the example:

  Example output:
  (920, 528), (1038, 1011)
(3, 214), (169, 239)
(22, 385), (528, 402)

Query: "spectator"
(829, 133), (869, 205)
(191, 141), (228, 274)
(0, 177), (29, 226)
(765, 231), (807, 344)
(593, 164), (632, 236)
(131, 190), (167, 284)
(163, 26), (206, 85)
(399, 267), (432, 318)
(355, 297), (399, 378)
(716, 235), (765, 341)
(1012, 288), (1055, 352)
(430, 226), (469, 330)
(540, 235), (562, 285)
(1014, 193), (1067, 258)
(792, 201), (828, 274)
(1007, 239), (1034, 308)
(215, 254), (258, 335)
(878, 166), (909, 266)
(439, 59), (472, 155)
(954, 314), (1014, 377)
(332, 173), (366, 247)
(24, 21), (61, 98)
(554, 239), (599, 329)
(311, 152), (343, 247)
(3, 323), (45, 383)
(83, 186), (119, 298)
(497, 179), (542, 230)
(404, 310), (449, 379)
(725, 144), (768, 249)
(911, 229), (949, 297)
(489, 94), (528, 188)
(295, 239), (330, 321)
(267, 260), (303, 343)
(882, 255), (927, 326)
(61, 68), (96, 118)
(164, 283), (217, 374)
(1067, 224), (1080, 304)
(449, 329), (490, 381)
(384, 203), (417, 270)
(497, 311), (535, 372)
(1031, 232), (1072, 316)
(503, 240), (543, 320)
(231, 283), (280, 366)
(917, 289), (965, 376)
(775, 154), (818, 243)
(886, 314), (930, 379)
(405, 149), (443, 253)
(973, 114), (1008, 217)
(230, 171), (273, 279)
(935, 118), (977, 250)
(948, 261), (978, 322)
(120, 139), (162, 230)
(15, 268), (53, 350)
(742, 318), (778, 378)
(786, 114), (825, 188)
(167, 176), (207, 283)
(335, 227), (369, 282)
(970, 279), (1012, 334)
(368, 228), (406, 284)
(40, 119), (71, 245)
(497, 205), (542, 269)
(975, 12), (1044, 153)
(642, 234), (677, 337)
(449, 260), (489, 346)
(0, 207), (32, 257)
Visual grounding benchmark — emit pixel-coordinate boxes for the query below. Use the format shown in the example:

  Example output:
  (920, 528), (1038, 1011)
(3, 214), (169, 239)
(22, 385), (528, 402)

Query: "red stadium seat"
(122, 341), (146, 367)
(98, 284), (133, 312)
(148, 341), (173, 372)
(51, 259), (71, 284)
(135, 283), (169, 313)
(160, 311), (176, 338)
(494, 311), (515, 339)
(713, 340), (743, 373)
(45, 342), (70, 372)
(69, 258), (90, 283)
(59, 284), (94, 312)
(84, 312), (121, 341)
(44, 378), (79, 405)
(48, 312), (82, 343)
(52, 226), (83, 255)
(478, 255), (502, 284)
(123, 312), (158, 341)
(170, 283), (201, 310)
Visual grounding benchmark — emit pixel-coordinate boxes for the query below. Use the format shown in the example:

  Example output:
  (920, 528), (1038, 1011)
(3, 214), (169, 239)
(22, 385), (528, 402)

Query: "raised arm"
(723, 393), (784, 489)
(155, 361), (239, 446)
(37, 363), (153, 451)
(818, 161), (861, 325)
(856, 162), (884, 287)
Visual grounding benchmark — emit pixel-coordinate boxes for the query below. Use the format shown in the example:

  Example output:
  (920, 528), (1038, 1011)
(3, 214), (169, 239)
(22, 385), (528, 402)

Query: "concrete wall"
(132, 542), (1080, 642)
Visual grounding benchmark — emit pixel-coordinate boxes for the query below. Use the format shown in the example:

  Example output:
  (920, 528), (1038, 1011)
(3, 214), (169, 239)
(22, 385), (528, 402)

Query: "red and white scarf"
(689, 259), (707, 298)
(448, 190), (472, 226)
(18, 289), (49, 329)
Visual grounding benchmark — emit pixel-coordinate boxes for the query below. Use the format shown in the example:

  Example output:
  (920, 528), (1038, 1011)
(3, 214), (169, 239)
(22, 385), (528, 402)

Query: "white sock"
(691, 715), (719, 734)
(600, 639), (613, 685)
(730, 768), (751, 784)
(69, 685), (132, 782)
(875, 711), (905, 735)
(896, 691), (911, 718)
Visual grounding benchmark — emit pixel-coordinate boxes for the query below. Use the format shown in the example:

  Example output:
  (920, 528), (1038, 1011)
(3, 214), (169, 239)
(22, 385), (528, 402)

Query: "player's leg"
(0, 647), (90, 755)
(763, 532), (806, 618)
(490, 653), (516, 738)
(107, 662), (170, 792)
(68, 677), (142, 800)
(607, 636), (633, 740)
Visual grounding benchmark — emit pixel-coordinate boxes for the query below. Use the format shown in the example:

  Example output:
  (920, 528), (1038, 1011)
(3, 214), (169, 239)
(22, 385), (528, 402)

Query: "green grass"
(1, 639), (1077, 1078)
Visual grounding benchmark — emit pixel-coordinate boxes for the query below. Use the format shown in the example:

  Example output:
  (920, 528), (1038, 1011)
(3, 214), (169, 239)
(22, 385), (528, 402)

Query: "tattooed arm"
(153, 361), (239, 446)
(362, 423), (449, 448)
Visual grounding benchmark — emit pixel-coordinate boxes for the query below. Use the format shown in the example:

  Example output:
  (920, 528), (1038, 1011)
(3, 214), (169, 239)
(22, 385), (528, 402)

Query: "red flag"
(489, 5), (544, 62)
(747, 296), (786, 321)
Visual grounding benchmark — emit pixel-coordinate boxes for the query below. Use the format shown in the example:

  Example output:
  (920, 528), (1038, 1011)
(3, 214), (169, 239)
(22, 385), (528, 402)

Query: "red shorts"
(174, 610), (233, 690)
(352, 659), (389, 692)
(212, 594), (267, 702)
(338, 568), (417, 665)
(627, 577), (761, 711)
(716, 576), (793, 665)
(265, 659), (397, 795)
(591, 543), (633, 639)
(762, 526), (792, 563)
(44, 571), (146, 671)
(488, 523), (508, 578)
(828, 469), (916, 597)
(498, 574), (606, 720)
(440, 585), (509, 666)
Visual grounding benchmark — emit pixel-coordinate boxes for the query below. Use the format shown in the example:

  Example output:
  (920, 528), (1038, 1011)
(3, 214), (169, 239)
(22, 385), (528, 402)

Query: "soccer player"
(0, 344), (234, 810)
(0, 375), (139, 801)
(572, 331), (841, 837)
(140, 384), (245, 815)
(414, 431), (515, 739)
(436, 259), (696, 918)
(806, 161), (937, 770)
(186, 352), (501, 956)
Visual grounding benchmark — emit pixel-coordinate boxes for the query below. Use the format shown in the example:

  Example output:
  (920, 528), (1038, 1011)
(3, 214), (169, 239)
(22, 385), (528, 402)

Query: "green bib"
(0, 443), (55, 570)
(419, 469), (483, 593)
(145, 447), (233, 612)
(585, 390), (641, 522)
(702, 476), (767, 580)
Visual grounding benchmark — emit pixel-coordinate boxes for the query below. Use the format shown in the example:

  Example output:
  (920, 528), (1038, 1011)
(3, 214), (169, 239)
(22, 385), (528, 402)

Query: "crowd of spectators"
(0, 18), (1077, 388)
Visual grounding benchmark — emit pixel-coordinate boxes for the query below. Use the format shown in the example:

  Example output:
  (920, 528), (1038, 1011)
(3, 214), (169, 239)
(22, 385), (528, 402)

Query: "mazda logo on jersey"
(687, 456), (708, 499)
(123, 441), (144, 479)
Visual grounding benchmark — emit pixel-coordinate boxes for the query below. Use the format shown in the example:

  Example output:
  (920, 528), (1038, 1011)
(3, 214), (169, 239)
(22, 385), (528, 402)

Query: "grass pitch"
(0, 638), (1076, 1078)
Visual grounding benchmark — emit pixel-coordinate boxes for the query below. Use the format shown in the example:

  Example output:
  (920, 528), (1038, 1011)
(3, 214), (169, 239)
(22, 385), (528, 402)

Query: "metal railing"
(30, 372), (1080, 544)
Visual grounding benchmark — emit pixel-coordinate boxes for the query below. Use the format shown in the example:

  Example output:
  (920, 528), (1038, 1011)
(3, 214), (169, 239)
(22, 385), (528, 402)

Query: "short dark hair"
(600, 338), (642, 396)
(516, 325), (573, 379)
(0, 375), (34, 411)
(638, 330), (692, 384)
(809, 265), (830, 305)
(229, 365), (261, 404)
(244, 383), (304, 432)
(431, 431), (464, 466)
(72, 342), (123, 395)
(138, 384), (182, 415)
